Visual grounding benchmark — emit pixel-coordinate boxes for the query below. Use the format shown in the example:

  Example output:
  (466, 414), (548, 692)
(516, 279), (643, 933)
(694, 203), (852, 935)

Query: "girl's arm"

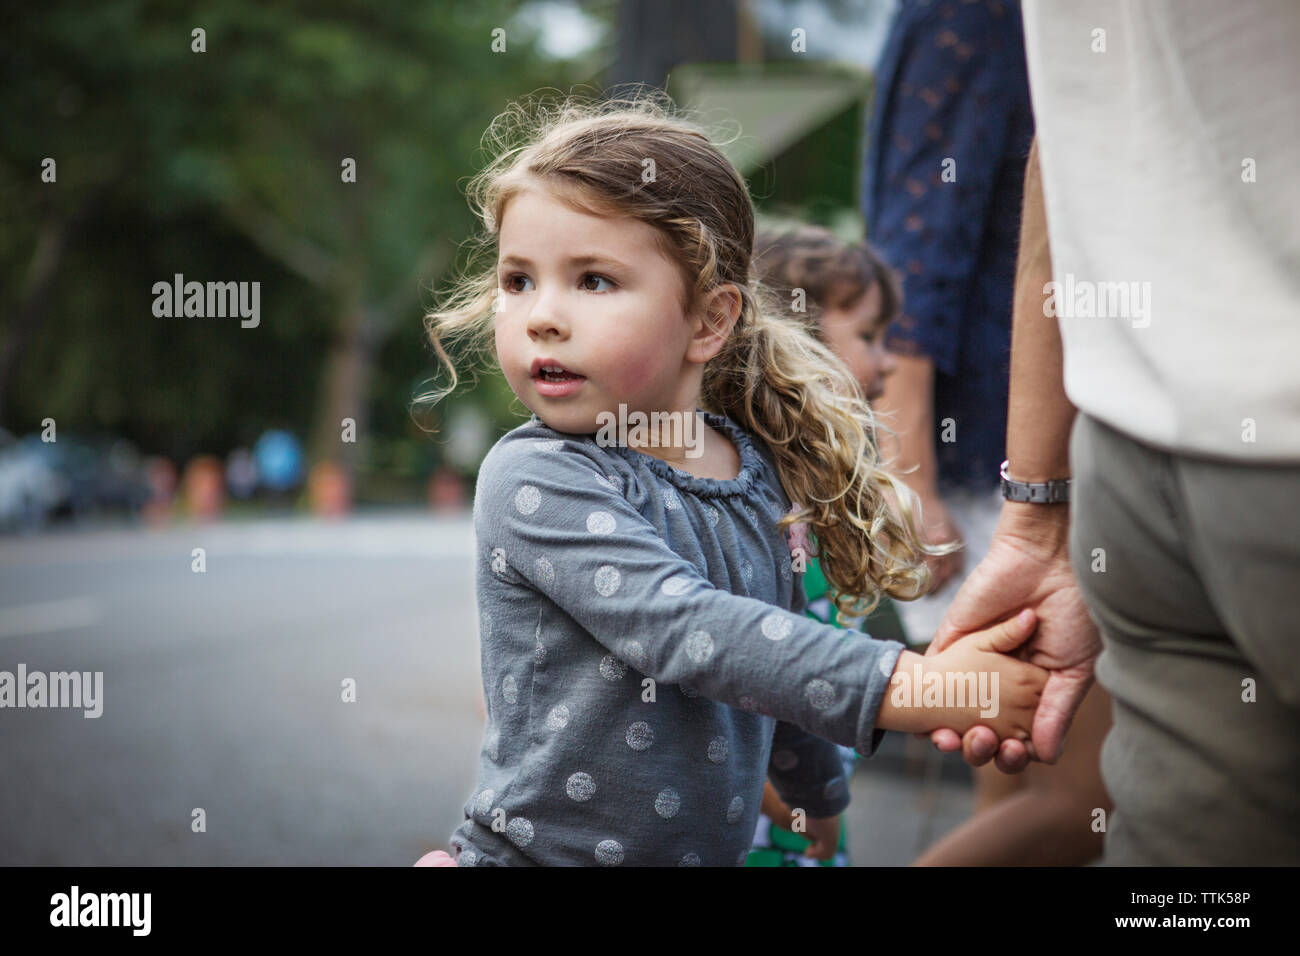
(476, 431), (1041, 774)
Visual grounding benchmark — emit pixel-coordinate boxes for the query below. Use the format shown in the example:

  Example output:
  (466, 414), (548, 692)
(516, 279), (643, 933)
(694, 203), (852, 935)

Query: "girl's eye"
(502, 274), (533, 293)
(580, 273), (615, 293)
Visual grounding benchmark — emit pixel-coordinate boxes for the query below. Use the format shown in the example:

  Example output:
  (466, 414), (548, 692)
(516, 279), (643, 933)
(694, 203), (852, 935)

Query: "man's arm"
(1005, 136), (1075, 492)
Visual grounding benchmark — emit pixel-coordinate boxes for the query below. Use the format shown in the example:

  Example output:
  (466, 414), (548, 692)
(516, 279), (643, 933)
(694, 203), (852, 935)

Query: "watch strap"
(1000, 459), (1071, 503)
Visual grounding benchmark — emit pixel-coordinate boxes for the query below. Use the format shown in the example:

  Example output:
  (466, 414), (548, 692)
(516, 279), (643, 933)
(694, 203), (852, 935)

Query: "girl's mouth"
(536, 367), (583, 382)
(531, 363), (587, 397)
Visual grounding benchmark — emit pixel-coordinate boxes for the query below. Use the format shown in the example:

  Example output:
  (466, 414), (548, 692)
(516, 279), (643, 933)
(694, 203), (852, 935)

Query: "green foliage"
(1, 0), (594, 468)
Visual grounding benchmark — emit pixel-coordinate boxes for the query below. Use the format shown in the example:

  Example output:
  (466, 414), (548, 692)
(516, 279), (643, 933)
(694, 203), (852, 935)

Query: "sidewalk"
(845, 730), (977, 866)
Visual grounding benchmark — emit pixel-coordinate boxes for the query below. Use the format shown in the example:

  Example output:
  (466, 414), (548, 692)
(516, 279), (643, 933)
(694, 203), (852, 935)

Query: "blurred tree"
(1, 0), (595, 480)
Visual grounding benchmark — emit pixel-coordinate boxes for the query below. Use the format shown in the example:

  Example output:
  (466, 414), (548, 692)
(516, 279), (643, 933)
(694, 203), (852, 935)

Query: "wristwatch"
(1000, 459), (1071, 503)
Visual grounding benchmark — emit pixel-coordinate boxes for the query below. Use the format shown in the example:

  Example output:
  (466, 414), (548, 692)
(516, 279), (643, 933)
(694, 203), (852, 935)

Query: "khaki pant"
(1069, 413), (1300, 865)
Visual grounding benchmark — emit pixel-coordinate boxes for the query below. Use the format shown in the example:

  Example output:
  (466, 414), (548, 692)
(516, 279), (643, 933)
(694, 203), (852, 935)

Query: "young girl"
(420, 92), (1045, 867)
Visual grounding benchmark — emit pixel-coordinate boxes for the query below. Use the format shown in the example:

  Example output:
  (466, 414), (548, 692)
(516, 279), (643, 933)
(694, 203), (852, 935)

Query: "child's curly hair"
(418, 88), (938, 616)
(752, 224), (903, 338)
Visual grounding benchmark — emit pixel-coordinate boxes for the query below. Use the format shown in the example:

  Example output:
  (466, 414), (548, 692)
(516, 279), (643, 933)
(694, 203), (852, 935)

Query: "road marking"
(0, 596), (102, 638)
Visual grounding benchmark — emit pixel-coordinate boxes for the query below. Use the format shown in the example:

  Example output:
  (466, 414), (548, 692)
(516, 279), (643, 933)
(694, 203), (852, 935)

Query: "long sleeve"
(474, 436), (906, 770)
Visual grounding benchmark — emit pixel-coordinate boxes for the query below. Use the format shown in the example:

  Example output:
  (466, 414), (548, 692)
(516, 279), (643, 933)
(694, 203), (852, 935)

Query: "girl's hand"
(414, 850), (458, 867)
(800, 815), (842, 861)
(760, 779), (794, 825)
(927, 609), (1047, 743)
(763, 780), (842, 861)
(918, 492), (965, 594)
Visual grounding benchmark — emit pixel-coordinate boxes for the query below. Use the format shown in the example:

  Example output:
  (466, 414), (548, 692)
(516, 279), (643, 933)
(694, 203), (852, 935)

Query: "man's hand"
(922, 503), (1100, 770)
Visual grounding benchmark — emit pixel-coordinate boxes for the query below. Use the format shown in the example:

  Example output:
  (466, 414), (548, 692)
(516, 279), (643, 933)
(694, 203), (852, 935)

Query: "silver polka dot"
(626, 721), (654, 751)
(745, 505), (758, 524)
(654, 788), (681, 818)
(515, 485), (541, 515)
(485, 732), (500, 762)
(534, 439), (563, 451)
(586, 510), (616, 534)
(685, 629), (714, 663)
(534, 555), (555, 585)
(805, 678), (836, 710)
(501, 674), (518, 705)
(780, 561), (792, 581)
(726, 795), (745, 824)
(474, 789), (495, 815)
(737, 695), (759, 712)
(740, 559), (753, 585)
(599, 655), (626, 681)
(707, 736), (729, 764)
(679, 683), (700, 699)
(490, 547), (508, 575)
(594, 564), (621, 597)
(620, 640), (648, 671)
(534, 641), (547, 666)
(595, 839), (625, 866)
(506, 817), (534, 847)
(679, 852), (701, 867)
(761, 613), (793, 641)
(459, 850), (478, 867)
(661, 487), (681, 511)
(544, 703), (571, 731)
(705, 505), (720, 526)
(771, 749), (798, 771)
(566, 772), (596, 802)
(660, 575), (691, 596)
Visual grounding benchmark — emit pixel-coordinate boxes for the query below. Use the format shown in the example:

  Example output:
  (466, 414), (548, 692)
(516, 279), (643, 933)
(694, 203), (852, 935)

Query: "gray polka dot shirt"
(450, 410), (905, 866)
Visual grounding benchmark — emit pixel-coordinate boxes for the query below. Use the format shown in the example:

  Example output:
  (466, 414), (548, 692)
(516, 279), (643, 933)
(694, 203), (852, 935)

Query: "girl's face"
(494, 185), (704, 434)
(818, 281), (897, 401)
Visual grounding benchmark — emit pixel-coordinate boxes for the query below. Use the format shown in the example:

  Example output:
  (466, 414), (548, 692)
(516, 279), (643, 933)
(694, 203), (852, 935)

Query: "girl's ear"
(686, 284), (742, 364)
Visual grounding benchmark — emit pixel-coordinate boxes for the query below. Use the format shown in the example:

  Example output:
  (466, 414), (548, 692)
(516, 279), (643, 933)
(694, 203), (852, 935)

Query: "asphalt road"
(0, 513), (971, 865)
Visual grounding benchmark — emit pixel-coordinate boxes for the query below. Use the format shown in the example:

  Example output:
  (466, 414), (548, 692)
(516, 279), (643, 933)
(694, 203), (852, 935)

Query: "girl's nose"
(527, 295), (568, 339)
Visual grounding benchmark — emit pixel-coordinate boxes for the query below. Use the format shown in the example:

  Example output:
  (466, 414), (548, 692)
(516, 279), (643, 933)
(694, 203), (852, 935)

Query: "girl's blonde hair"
(421, 89), (937, 616)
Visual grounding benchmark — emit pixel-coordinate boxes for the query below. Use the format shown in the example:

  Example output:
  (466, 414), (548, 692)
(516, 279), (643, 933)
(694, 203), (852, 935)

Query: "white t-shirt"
(1021, 0), (1300, 462)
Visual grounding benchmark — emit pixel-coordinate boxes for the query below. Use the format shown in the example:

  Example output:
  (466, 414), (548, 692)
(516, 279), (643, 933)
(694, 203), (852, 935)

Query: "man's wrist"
(996, 501), (1071, 555)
